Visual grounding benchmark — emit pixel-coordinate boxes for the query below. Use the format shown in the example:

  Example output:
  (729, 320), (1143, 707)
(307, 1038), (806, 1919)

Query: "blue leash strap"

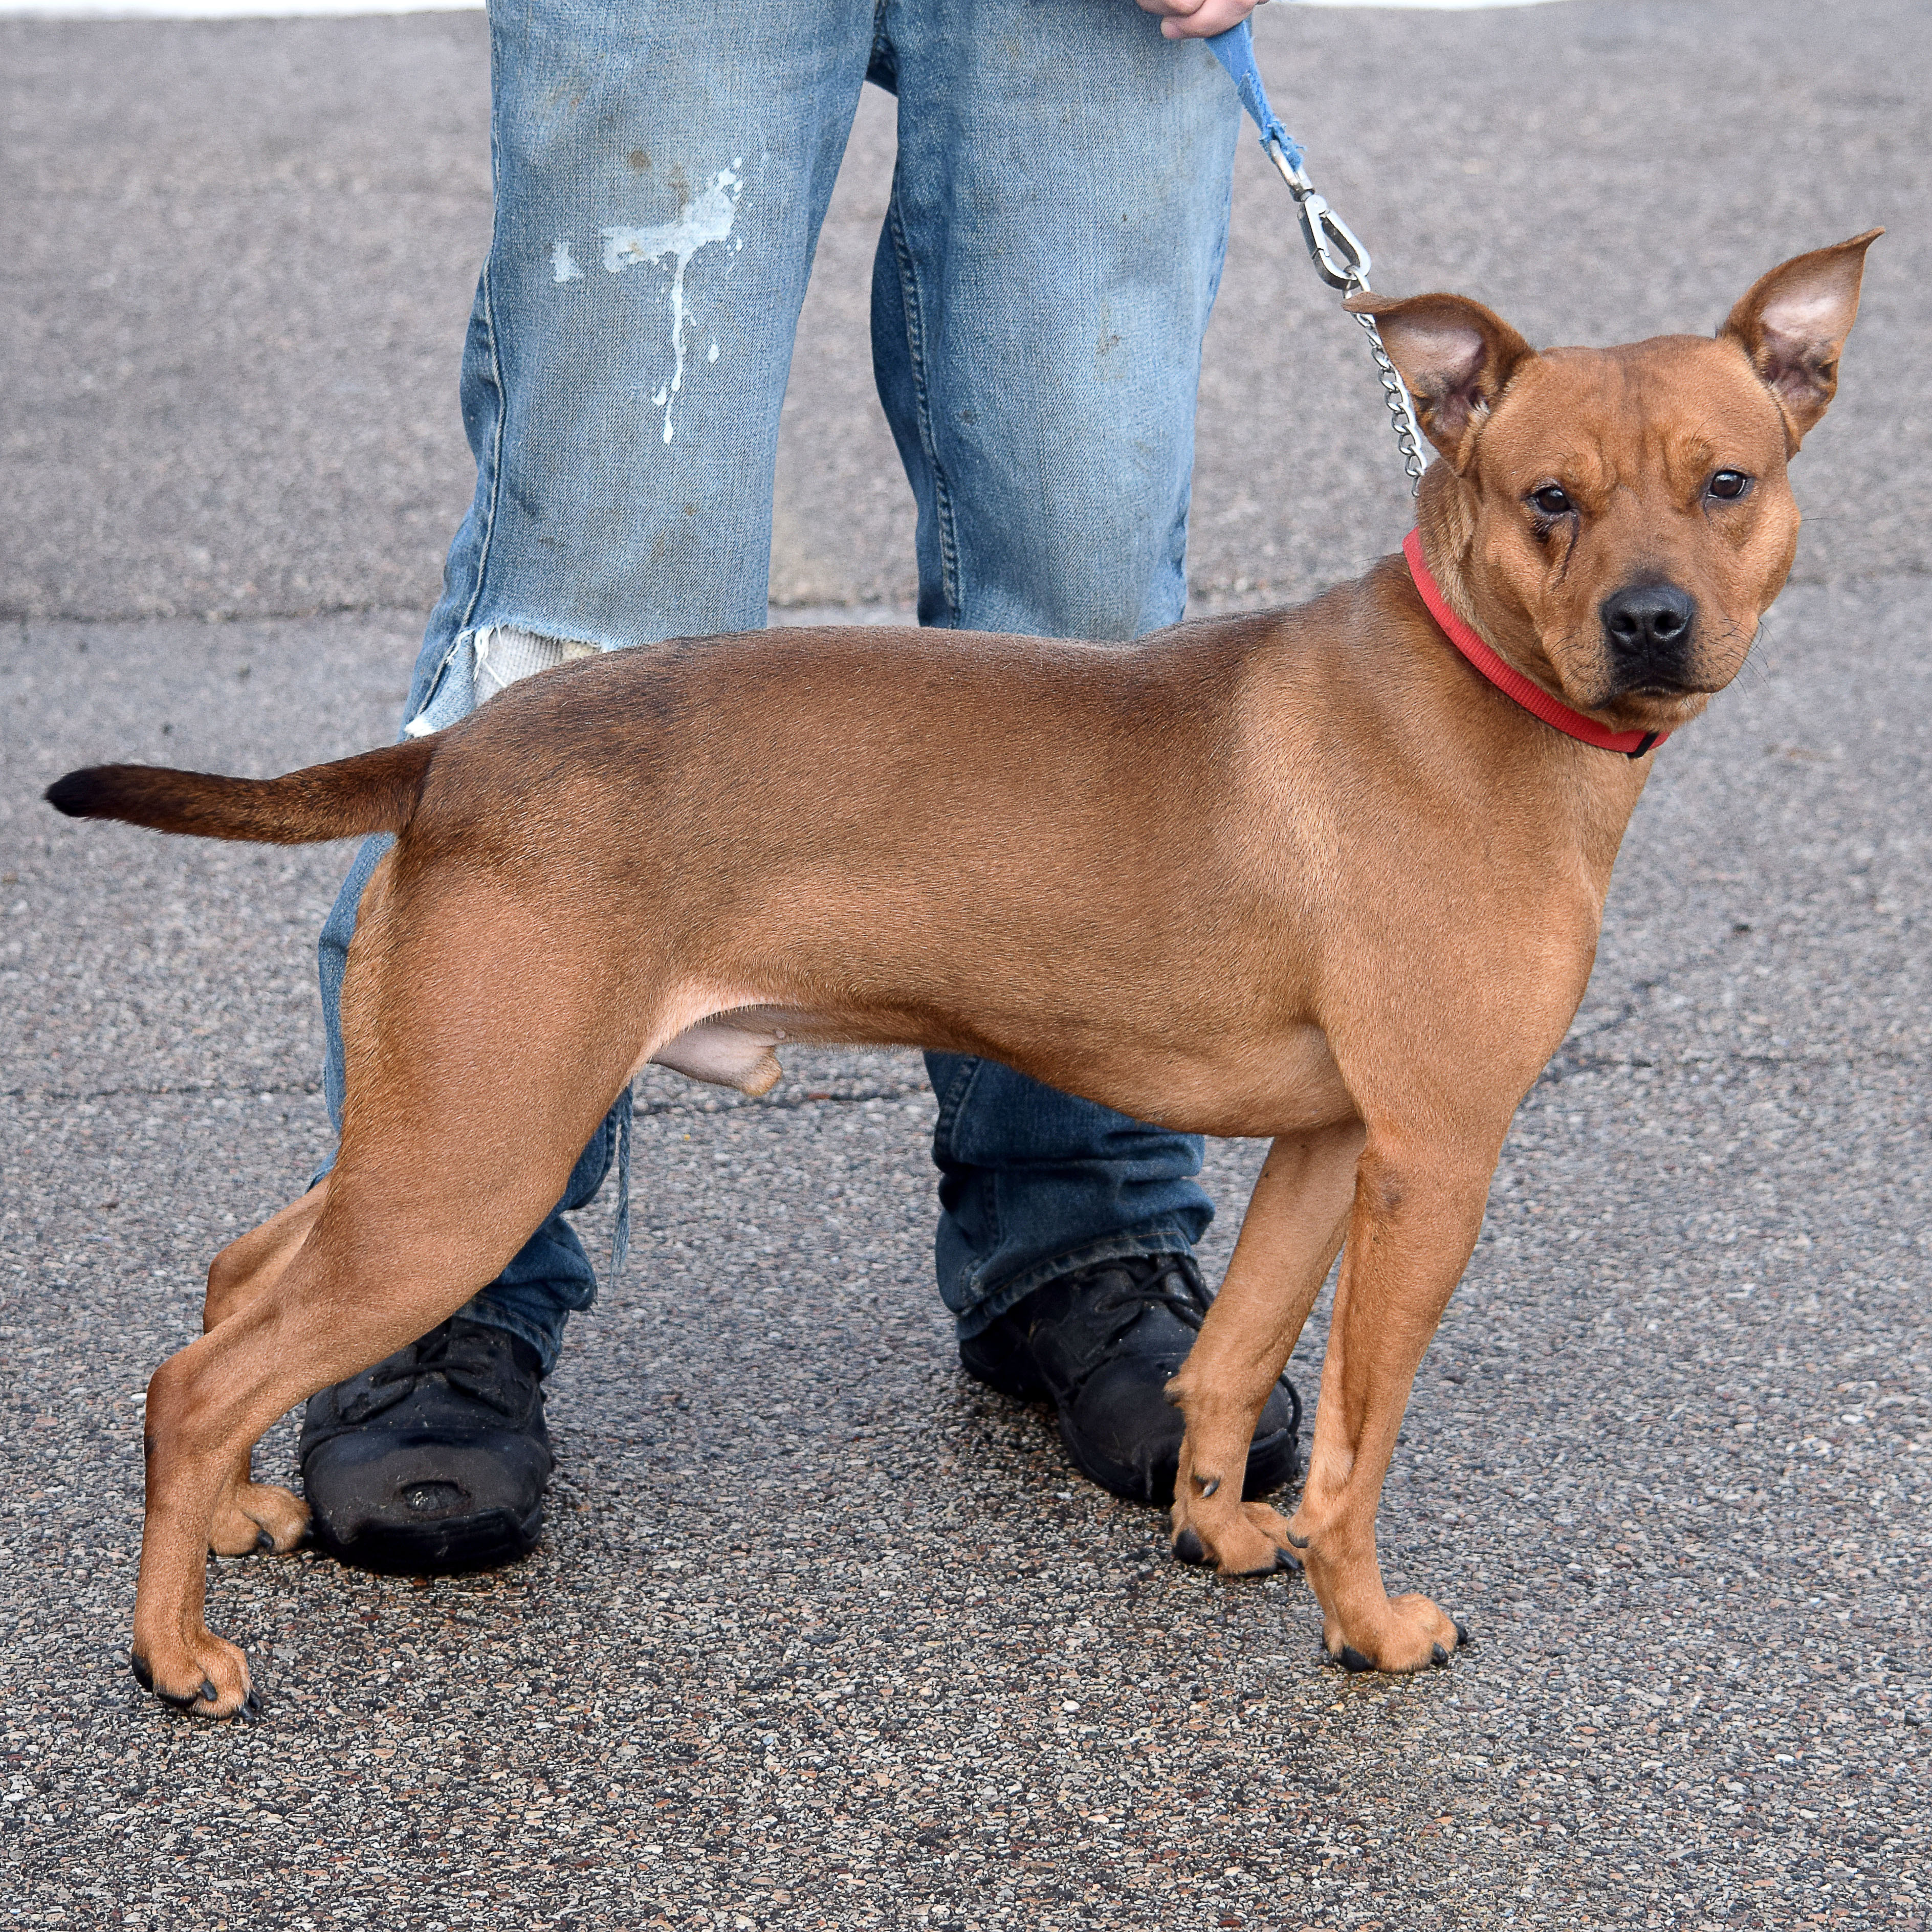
(1205, 20), (1305, 177)
(1206, 19), (1366, 290)
(1204, 18), (1427, 494)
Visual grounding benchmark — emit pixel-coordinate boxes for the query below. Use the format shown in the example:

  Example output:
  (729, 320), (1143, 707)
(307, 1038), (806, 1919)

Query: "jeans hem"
(951, 1226), (1197, 1343)
(458, 1299), (564, 1379)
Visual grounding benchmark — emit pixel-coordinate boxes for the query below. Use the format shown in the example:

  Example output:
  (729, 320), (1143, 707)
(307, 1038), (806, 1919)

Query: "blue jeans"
(318, 0), (1236, 1372)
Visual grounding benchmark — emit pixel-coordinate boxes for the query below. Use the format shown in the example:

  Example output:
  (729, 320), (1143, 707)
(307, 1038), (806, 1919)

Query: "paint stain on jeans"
(601, 162), (742, 444)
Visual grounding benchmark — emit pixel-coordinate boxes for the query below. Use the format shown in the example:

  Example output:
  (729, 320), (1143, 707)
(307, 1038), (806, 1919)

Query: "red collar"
(1402, 530), (1665, 759)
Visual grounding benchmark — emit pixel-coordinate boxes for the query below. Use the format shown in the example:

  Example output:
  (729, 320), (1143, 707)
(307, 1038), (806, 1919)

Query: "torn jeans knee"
(405, 624), (603, 738)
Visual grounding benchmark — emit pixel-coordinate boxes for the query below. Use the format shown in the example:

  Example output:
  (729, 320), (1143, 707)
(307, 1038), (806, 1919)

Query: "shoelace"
(345, 1320), (526, 1422)
(1071, 1259), (1305, 1438)
(1078, 1258), (1214, 1354)
(362, 1320), (460, 1390)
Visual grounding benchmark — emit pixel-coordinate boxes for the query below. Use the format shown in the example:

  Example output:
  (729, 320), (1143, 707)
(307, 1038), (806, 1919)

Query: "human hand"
(1136, 0), (1263, 41)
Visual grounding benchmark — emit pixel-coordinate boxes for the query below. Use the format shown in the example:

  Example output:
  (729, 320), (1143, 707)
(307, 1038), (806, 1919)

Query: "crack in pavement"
(4, 1078), (932, 1113)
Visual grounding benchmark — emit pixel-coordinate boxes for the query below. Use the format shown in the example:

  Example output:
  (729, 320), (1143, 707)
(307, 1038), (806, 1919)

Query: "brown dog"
(48, 233), (1876, 1720)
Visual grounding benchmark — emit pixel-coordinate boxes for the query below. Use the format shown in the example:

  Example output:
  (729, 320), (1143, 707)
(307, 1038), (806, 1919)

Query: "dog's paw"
(1170, 1497), (1299, 1578)
(209, 1481), (310, 1558)
(130, 1630), (260, 1722)
(1322, 1593), (1465, 1675)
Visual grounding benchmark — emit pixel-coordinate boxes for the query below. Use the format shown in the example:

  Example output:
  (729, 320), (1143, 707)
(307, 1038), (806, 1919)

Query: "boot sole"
(309, 1498), (546, 1576)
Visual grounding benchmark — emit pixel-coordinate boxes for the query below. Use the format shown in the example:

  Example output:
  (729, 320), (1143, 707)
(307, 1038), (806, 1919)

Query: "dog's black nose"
(1600, 582), (1697, 684)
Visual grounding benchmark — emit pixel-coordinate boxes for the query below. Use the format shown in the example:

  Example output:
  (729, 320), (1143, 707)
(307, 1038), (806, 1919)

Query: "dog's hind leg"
(1165, 1121), (1364, 1577)
(134, 1107), (628, 1716)
(131, 894), (650, 1717)
(198, 1184), (328, 1558)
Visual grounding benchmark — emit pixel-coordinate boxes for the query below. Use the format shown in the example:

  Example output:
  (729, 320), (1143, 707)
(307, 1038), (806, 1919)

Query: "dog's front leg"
(198, 1187), (324, 1558)
(1166, 1121), (1364, 1576)
(1284, 1135), (1489, 1673)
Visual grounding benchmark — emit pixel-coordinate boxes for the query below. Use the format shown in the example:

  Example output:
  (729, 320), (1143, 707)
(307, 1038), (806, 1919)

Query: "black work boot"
(299, 1318), (552, 1573)
(959, 1254), (1302, 1505)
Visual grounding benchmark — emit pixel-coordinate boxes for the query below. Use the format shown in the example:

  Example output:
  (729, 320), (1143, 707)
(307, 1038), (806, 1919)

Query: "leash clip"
(1288, 177), (1371, 292)
(1263, 139), (1371, 291)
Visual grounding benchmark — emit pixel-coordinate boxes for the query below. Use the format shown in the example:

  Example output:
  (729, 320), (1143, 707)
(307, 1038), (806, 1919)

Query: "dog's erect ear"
(1721, 230), (1881, 451)
(1343, 291), (1535, 470)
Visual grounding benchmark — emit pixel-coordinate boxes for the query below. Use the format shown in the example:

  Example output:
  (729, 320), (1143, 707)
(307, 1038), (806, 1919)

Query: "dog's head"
(1349, 232), (1879, 737)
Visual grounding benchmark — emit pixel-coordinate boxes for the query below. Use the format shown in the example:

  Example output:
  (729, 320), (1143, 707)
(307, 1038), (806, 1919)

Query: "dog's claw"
(237, 1690), (264, 1724)
(1432, 1642), (1450, 1667)
(1337, 1646), (1375, 1674)
(1173, 1526), (1206, 1566)
(129, 1653), (154, 1692)
(1454, 1620), (1469, 1647)
(1284, 1530), (1310, 1550)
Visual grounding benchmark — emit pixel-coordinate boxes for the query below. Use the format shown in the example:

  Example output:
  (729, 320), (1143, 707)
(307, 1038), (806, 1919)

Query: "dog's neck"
(1402, 531), (1664, 760)
(1410, 466), (1487, 642)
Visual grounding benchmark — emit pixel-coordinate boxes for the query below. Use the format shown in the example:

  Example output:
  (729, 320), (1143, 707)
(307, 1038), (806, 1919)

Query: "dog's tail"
(44, 739), (435, 845)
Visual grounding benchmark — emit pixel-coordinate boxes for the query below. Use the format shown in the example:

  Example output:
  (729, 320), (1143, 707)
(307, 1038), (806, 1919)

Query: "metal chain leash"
(1268, 141), (1429, 496)
(1209, 21), (1428, 497)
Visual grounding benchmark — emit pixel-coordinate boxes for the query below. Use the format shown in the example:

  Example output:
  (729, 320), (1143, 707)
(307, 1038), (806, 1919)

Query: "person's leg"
(869, 0), (1299, 1502)
(303, 0), (879, 1569)
(875, 0), (1232, 1318)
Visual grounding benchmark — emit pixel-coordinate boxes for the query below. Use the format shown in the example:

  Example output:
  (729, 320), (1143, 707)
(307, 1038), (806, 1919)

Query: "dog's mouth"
(1568, 663), (1728, 720)
(1529, 674), (1714, 743)
(1577, 614), (1761, 718)
(1620, 679), (1710, 706)
(1594, 680), (1717, 726)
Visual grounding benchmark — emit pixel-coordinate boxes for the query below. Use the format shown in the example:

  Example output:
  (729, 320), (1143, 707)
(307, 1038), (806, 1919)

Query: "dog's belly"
(642, 996), (1354, 1139)
(1076, 1023), (1354, 1140)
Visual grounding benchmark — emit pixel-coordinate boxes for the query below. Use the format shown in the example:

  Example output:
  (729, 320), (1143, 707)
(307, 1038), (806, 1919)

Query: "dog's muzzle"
(1599, 581), (1698, 694)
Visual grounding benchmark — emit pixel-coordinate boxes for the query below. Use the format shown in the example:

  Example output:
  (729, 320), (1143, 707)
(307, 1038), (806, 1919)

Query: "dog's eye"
(1529, 484), (1575, 518)
(1706, 469), (1752, 502)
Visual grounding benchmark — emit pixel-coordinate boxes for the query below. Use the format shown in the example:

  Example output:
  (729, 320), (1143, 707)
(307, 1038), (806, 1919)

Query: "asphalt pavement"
(2, 3), (1928, 1928)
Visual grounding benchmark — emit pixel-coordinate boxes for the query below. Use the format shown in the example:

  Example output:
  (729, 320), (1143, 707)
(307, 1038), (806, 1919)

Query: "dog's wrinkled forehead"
(1477, 337), (1791, 500)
